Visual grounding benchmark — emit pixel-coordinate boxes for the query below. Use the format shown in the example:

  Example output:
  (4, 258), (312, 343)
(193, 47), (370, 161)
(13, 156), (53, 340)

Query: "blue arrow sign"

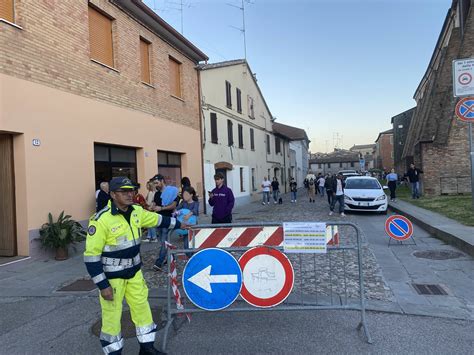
(182, 248), (242, 311)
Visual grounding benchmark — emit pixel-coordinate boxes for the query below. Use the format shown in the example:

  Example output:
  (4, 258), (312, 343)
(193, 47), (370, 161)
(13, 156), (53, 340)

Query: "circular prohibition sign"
(384, 215), (413, 241)
(238, 246), (294, 308)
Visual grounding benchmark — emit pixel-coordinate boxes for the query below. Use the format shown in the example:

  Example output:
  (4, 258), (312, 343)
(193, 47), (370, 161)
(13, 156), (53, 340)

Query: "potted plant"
(39, 211), (86, 260)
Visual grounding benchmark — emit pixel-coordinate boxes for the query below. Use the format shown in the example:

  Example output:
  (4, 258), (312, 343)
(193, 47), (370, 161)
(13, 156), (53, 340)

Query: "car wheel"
(381, 210), (388, 215)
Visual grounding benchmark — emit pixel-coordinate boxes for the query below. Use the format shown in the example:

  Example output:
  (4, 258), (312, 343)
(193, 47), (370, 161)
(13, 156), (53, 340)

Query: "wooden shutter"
(210, 113), (218, 143)
(236, 88), (242, 113)
(140, 39), (151, 84)
(88, 6), (114, 67)
(227, 120), (233, 146)
(0, 0), (14, 22)
(225, 81), (232, 108)
(238, 124), (243, 148)
(250, 128), (255, 150)
(169, 57), (181, 97)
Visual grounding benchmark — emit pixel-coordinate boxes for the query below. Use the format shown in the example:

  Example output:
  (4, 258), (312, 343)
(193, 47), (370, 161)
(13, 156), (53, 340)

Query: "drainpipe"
(197, 69), (207, 215)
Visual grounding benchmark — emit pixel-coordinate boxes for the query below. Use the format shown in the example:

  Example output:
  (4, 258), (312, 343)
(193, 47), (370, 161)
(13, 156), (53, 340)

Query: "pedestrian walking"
(151, 174), (180, 271)
(261, 176), (271, 205)
(324, 174), (334, 206)
(329, 173), (346, 216)
(305, 170), (316, 203)
(318, 175), (325, 197)
(289, 177), (297, 203)
(406, 163), (423, 199)
(386, 168), (398, 202)
(96, 182), (110, 212)
(208, 172), (235, 223)
(271, 177), (280, 204)
(84, 176), (186, 355)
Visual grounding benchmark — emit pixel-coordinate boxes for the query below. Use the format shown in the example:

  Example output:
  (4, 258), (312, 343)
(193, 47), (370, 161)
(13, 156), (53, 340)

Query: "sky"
(144, 0), (452, 152)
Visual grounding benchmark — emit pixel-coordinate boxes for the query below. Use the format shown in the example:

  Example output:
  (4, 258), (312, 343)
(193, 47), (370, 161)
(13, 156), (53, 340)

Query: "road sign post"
(453, 58), (474, 209)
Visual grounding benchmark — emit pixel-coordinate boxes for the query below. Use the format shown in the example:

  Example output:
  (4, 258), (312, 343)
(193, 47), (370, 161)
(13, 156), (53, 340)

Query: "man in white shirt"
(261, 176), (271, 205)
(329, 174), (346, 216)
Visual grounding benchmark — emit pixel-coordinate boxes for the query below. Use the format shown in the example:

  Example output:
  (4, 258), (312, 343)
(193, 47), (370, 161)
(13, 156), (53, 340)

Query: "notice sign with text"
(283, 222), (327, 254)
(453, 58), (474, 97)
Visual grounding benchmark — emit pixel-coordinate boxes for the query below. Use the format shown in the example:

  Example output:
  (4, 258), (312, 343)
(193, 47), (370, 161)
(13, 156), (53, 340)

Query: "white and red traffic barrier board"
(189, 225), (339, 249)
(385, 215), (413, 241)
(238, 246), (294, 308)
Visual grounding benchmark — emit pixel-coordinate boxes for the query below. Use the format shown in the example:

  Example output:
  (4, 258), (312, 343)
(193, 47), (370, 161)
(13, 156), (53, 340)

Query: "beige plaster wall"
(1, 74), (203, 256)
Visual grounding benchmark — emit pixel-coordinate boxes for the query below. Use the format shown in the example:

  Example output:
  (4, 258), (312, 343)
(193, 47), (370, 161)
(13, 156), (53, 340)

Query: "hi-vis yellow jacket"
(84, 201), (178, 290)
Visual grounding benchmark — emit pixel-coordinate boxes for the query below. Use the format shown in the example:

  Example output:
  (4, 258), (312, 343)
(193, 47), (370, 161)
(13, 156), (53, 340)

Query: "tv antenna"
(227, 0), (253, 59)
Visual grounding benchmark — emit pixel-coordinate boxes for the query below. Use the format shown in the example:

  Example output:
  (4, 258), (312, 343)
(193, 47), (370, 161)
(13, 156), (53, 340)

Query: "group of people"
(384, 163), (424, 201)
(261, 176), (299, 204)
(304, 171), (347, 216)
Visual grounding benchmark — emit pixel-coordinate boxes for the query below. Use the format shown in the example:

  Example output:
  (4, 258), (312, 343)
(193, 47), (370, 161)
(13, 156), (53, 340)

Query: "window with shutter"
(210, 113), (218, 144)
(88, 6), (114, 68)
(0, 0), (14, 22)
(266, 134), (271, 154)
(248, 95), (255, 118)
(236, 88), (242, 113)
(169, 57), (182, 97)
(140, 38), (151, 84)
(227, 120), (233, 146)
(225, 81), (232, 108)
(275, 137), (281, 154)
(250, 128), (255, 151)
(238, 124), (243, 149)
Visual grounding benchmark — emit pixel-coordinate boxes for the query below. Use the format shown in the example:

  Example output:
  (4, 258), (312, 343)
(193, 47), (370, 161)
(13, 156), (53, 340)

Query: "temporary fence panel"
(161, 221), (372, 351)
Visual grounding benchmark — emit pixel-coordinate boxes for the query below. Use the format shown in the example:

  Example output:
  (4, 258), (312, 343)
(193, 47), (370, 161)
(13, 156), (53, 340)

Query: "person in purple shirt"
(208, 172), (235, 224)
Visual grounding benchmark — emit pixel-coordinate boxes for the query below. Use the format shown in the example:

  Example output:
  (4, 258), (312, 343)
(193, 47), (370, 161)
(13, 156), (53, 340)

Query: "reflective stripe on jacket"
(84, 201), (177, 289)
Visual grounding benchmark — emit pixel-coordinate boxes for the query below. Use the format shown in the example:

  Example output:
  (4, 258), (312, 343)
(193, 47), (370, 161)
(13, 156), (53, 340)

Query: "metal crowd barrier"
(161, 221), (373, 351)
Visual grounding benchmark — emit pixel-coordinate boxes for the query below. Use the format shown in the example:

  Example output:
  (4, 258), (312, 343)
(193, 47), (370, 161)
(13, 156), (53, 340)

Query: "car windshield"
(345, 179), (381, 190)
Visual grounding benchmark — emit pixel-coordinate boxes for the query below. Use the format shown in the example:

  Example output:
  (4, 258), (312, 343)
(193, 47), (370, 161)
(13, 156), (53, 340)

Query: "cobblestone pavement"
(141, 190), (393, 304)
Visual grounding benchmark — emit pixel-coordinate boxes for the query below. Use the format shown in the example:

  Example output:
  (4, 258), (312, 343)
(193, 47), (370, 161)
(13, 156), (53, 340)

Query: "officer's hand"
(180, 222), (191, 230)
(101, 287), (114, 301)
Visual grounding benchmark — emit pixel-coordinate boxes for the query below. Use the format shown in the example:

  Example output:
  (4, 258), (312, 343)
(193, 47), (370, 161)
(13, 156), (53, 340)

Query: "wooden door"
(0, 134), (16, 256)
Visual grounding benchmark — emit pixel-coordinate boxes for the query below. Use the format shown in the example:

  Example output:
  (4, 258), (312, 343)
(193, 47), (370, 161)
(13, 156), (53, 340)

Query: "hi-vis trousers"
(99, 270), (156, 354)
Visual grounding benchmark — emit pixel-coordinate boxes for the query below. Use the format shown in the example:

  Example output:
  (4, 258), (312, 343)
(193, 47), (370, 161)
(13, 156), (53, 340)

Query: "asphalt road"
(1, 193), (473, 354)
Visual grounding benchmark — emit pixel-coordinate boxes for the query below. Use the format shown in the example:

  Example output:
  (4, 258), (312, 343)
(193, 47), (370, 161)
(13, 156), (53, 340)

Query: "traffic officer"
(84, 177), (185, 355)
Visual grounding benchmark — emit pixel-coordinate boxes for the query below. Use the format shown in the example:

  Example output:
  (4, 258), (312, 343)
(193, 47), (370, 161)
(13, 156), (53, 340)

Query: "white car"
(343, 176), (388, 214)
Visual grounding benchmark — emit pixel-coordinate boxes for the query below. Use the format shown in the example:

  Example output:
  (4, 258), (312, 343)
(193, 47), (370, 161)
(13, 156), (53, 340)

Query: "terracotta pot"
(55, 246), (69, 261)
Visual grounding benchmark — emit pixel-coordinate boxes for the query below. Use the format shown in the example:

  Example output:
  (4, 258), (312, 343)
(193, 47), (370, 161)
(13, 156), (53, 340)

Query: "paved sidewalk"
(389, 199), (474, 256)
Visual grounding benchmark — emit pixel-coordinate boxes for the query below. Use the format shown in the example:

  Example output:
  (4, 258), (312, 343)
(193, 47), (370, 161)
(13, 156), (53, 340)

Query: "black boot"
(139, 346), (167, 355)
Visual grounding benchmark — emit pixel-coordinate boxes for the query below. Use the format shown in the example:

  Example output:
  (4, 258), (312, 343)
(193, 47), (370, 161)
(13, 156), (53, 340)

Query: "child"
(175, 186), (199, 251)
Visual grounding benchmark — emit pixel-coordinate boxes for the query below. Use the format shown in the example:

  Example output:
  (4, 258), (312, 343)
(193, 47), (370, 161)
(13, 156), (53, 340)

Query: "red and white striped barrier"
(189, 225), (339, 249)
(165, 242), (191, 322)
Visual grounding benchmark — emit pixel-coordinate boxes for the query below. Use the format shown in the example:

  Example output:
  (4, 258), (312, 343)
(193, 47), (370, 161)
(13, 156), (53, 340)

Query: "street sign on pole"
(182, 248), (242, 311)
(453, 59), (474, 97)
(455, 97), (474, 122)
(238, 246), (294, 308)
(453, 58), (474, 209)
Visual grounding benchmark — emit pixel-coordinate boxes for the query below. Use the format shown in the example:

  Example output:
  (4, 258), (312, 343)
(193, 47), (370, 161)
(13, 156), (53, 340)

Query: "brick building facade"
(403, 0), (473, 196)
(391, 107), (415, 175)
(374, 129), (394, 172)
(0, 0), (207, 257)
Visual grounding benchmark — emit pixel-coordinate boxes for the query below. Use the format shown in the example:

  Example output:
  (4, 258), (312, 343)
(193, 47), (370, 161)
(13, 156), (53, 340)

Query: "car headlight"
(344, 194), (353, 200)
(375, 195), (386, 201)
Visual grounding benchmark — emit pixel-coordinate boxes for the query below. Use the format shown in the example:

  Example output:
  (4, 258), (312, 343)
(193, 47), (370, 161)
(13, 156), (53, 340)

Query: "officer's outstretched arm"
(84, 220), (110, 290)
(157, 214), (182, 230)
